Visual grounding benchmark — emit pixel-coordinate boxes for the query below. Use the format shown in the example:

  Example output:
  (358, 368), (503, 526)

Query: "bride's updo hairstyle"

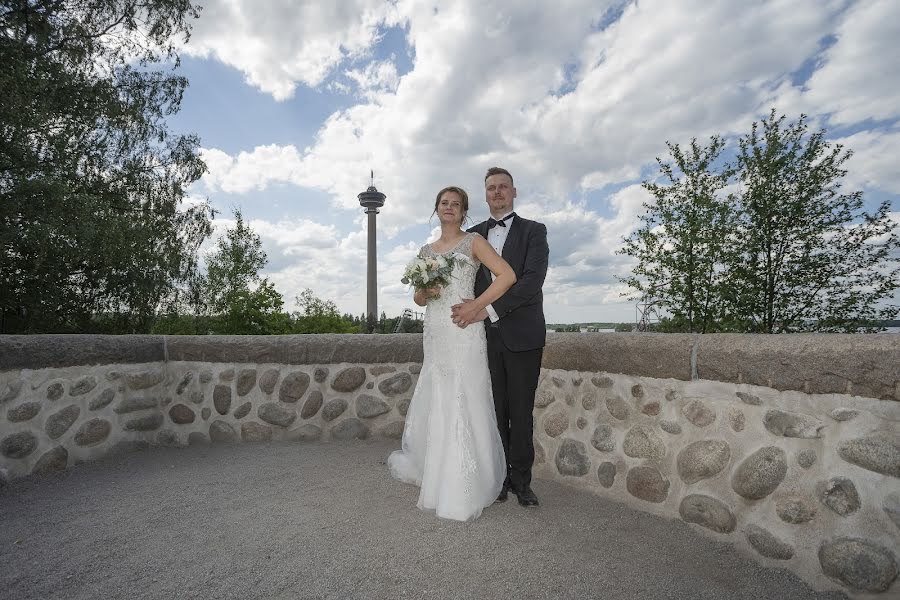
(432, 186), (470, 225)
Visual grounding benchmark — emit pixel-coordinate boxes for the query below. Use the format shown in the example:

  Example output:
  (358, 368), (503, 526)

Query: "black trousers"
(486, 326), (543, 491)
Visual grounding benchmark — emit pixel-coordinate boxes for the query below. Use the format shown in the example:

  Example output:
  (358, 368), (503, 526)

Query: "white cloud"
(188, 0), (900, 320)
(183, 0), (403, 100)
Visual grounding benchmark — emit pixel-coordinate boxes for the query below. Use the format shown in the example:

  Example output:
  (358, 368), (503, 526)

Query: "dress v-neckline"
(428, 233), (469, 255)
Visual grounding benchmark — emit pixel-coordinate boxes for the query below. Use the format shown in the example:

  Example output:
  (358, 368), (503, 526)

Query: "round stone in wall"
(236, 369), (258, 397)
(379, 373), (412, 397)
(219, 369), (235, 382)
(555, 439), (590, 477)
(190, 391), (204, 405)
(259, 368), (280, 394)
(775, 495), (817, 524)
(213, 385), (232, 415)
(829, 408), (858, 422)
(47, 382), (64, 401)
(745, 524), (793, 560)
(682, 399), (715, 427)
(551, 376), (565, 388)
(89, 388), (116, 411)
(322, 399), (348, 422)
(46, 404), (80, 439)
(176, 371), (193, 395)
(664, 390), (679, 402)
(32, 446), (69, 475)
(331, 418), (370, 440)
(641, 401), (660, 416)
(301, 391), (323, 419)
(679, 494), (736, 534)
(817, 477), (860, 517)
(379, 421), (404, 440)
(764, 409), (825, 439)
(581, 393), (597, 411)
(736, 392), (761, 405)
(797, 449), (817, 469)
(279, 371), (310, 403)
(576, 417), (587, 430)
(124, 414), (163, 431)
(623, 425), (665, 459)
(288, 424), (322, 442)
(370, 365), (396, 376)
(241, 422), (272, 442)
(818, 538), (898, 593)
(258, 403), (297, 427)
(314, 367), (329, 383)
(884, 492), (900, 531)
(543, 411), (569, 438)
(168, 404), (196, 425)
(115, 397), (159, 414)
(1, 431), (37, 458)
(396, 397), (411, 416)
(127, 369), (165, 390)
(188, 432), (209, 445)
(731, 446), (787, 500)
(728, 409), (745, 432)
(572, 376), (582, 387)
(201, 407), (211, 420)
(591, 375), (613, 388)
(7, 402), (41, 423)
(331, 367), (366, 392)
(69, 376), (97, 396)
(631, 384), (644, 399)
(534, 389), (556, 408)
(1, 379), (22, 404)
(606, 396), (629, 421)
(209, 420), (237, 443)
(677, 440), (731, 484)
(74, 418), (111, 446)
(157, 430), (181, 447)
(357, 394), (390, 418)
(838, 431), (900, 478)
(233, 402), (252, 420)
(199, 370), (213, 384)
(597, 462), (616, 488)
(626, 466), (669, 503)
(659, 420), (682, 435)
(591, 424), (615, 452)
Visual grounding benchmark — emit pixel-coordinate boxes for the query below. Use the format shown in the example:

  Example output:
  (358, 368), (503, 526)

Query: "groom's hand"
(451, 299), (488, 328)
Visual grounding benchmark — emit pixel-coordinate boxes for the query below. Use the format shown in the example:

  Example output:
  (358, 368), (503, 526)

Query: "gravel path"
(0, 441), (847, 600)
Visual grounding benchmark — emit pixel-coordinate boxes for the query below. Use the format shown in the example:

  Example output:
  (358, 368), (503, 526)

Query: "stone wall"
(1, 333), (898, 597)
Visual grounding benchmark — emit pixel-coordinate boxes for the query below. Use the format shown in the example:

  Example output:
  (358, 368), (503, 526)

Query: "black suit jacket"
(469, 215), (549, 352)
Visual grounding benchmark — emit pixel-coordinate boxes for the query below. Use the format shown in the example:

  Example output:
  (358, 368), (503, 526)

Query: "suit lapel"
(502, 217), (522, 263)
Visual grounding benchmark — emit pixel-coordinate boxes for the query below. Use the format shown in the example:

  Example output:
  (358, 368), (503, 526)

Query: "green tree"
(291, 289), (356, 334)
(727, 111), (899, 332)
(204, 210), (288, 334)
(618, 136), (734, 333)
(0, 0), (210, 333)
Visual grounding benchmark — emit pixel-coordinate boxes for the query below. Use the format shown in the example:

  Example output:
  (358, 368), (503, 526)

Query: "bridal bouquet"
(401, 254), (461, 290)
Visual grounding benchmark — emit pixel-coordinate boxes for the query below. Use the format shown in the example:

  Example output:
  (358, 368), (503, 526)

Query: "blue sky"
(171, 0), (899, 323)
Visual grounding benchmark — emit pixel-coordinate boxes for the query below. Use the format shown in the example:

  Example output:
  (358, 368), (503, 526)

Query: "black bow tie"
(487, 213), (516, 229)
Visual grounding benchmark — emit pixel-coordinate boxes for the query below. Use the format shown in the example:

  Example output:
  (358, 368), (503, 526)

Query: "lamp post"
(358, 171), (386, 332)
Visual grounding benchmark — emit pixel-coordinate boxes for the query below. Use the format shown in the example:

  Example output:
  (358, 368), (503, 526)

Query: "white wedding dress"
(388, 232), (506, 521)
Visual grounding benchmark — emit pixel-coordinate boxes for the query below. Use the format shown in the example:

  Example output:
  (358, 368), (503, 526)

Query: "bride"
(388, 185), (516, 521)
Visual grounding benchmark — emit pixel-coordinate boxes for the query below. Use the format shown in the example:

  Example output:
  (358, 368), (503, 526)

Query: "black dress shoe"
(513, 486), (539, 507)
(494, 484), (509, 504)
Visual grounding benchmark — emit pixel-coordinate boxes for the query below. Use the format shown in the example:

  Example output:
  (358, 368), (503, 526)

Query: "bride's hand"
(422, 285), (442, 299)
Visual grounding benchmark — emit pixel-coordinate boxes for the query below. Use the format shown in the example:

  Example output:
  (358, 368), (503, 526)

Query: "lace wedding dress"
(388, 232), (506, 521)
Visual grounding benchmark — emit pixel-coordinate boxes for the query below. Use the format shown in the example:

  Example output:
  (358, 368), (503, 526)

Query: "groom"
(452, 166), (549, 507)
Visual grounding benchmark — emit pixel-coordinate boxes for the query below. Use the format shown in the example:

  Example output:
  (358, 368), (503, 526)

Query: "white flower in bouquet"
(401, 253), (461, 290)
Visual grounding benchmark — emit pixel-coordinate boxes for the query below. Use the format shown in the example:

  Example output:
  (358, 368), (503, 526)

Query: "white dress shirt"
(485, 212), (515, 322)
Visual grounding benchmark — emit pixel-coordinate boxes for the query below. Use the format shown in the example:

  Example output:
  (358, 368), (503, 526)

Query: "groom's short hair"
(484, 166), (514, 185)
